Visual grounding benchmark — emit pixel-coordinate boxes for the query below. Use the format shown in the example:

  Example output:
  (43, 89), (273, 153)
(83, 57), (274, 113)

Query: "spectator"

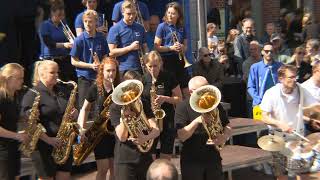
(247, 42), (282, 109)
(207, 0), (221, 29)
(219, 55), (235, 77)
(234, 18), (257, 75)
(192, 47), (224, 89)
(226, 29), (240, 75)
(306, 39), (320, 65)
(216, 41), (227, 58)
(260, 22), (276, 44)
(302, 61), (320, 102)
(146, 159), (178, 180)
(207, 23), (219, 57)
(146, 15), (160, 50)
(287, 9), (304, 48)
(270, 33), (291, 64)
(242, 41), (261, 82)
(302, 13), (320, 41)
(289, 46), (312, 83)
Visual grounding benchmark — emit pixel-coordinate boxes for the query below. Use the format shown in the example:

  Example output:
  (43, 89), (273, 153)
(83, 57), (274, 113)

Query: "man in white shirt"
(260, 65), (319, 136)
(302, 62), (320, 101)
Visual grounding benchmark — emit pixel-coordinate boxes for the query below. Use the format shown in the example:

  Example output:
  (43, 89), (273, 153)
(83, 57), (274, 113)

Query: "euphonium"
(60, 20), (75, 43)
(171, 31), (192, 68)
(20, 88), (45, 157)
(112, 80), (154, 152)
(73, 93), (114, 165)
(52, 80), (79, 164)
(189, 85), (224, 150)
(150, 73), (166, 131)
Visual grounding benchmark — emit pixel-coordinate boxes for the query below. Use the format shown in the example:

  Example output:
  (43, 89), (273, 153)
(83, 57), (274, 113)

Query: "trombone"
(133, 0), (147, 32)
(60, 20), (75, 43)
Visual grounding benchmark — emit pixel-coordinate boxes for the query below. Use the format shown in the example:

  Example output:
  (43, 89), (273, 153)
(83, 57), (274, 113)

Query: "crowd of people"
(1, 0), (320, 180)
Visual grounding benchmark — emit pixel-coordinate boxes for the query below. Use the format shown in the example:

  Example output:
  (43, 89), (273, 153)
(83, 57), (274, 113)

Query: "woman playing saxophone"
(142, 51), (182, 160)
(77, 57), (120, 180)
(21, 60), (78, 180)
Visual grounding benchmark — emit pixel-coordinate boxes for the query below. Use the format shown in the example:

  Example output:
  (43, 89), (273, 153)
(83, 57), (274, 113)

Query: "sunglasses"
(203, 54), (210, 57)
(264, 50), (273, 54)
(297, 52), (305, 55)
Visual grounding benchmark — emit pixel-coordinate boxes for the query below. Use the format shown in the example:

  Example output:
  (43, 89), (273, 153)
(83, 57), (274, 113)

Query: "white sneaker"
(252, 164), (263, 171)
(263, 163), (273, 175)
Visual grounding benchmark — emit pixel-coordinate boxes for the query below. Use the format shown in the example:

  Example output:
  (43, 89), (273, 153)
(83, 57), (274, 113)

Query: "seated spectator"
(242, 40), (261, 82)
(260, 22), (276, 44)
(306, 39), (320, 65)
(219, 54), (235, 78)
(289, 46), (312, 83)
(226, 29), (240, 75)
(192, 47), (224, 89)
(270, 33), (291, 64)
(146, 159), (178, 180)
(216, 41), (227, 58)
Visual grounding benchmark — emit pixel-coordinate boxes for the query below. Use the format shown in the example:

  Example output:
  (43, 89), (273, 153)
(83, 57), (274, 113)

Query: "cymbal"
(285, 140), (313, 154)
(306, 133), (320, 144)
(258, 135), (285, 152)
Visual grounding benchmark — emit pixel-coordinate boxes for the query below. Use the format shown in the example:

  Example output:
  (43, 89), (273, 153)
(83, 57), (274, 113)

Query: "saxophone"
(150, 73), (165, 131)
(189, 85), (225, 150)
(112, 80), (154, 152)
(19, 88), (45, 157)
(52, 80), (79, 164)
(171, 31), (192, 68)
(73, 94), (113, 165)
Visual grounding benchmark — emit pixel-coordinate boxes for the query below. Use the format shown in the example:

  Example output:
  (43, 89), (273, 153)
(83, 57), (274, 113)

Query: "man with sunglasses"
(192, 47), (224, 90)
(247, 42), (282, 116)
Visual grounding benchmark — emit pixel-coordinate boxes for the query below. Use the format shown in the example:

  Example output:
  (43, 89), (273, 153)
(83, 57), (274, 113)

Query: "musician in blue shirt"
(112, 0), (150, 31)
(108, 0), (148, 75)
(154, 2), (190, 97)
(74, 0), (107, 36)
(70, 10), (109, 108)
(38, 0), (75, 81)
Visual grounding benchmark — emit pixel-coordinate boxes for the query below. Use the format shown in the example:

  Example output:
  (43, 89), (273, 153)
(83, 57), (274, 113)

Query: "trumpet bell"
(189, 85), (221, 113)
(112, 80), (143, 105)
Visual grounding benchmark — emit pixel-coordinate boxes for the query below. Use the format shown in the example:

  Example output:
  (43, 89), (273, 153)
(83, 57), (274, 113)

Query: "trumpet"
(90, 48), (100, 65)
(60, 20), (75, 43)
(171, 31), (192, 68)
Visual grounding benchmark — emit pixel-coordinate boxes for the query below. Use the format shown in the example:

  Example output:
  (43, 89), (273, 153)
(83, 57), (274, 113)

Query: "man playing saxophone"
(110, 71), (160, 180)
(76, 57), (120, 180)
(175, 76), (232, 180)
(21, 60), (78, 180)
(142, 51), (182, 160)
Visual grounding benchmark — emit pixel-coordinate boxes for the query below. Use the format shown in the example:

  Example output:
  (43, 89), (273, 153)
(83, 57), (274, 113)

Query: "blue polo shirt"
(74, 10), (105, 30)
(70, 31), (109, 80)
(155, 22), (186, 56)
(107, 19), (146, 72)
(39, 19), (69, 58)
(247, 60), (283, 106)
(111, 1), (150, 23)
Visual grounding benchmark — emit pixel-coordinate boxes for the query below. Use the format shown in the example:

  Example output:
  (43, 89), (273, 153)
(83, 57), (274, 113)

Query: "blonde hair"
(143, 51), (163, 65)
(0, 63), (24, 99)
(82, 9), (98, 22)
(32, 60), (58, 86)
(121, 0), (136, 13)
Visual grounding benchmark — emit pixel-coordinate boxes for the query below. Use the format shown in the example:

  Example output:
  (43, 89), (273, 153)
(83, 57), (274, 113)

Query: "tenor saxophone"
(52, 80), (79, 164)
(73, 94), (113, 165)
(20, 88), (45, 157)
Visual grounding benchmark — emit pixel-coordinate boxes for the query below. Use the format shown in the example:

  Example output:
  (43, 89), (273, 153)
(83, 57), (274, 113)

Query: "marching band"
(1, 0), (320, 180)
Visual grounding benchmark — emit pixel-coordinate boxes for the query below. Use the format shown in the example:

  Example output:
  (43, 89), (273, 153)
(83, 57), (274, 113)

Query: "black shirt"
(175, 98), (229, 164)
(21, 82), (72, 137)
(109, 98), (154, 164)
(86, 83), (113, 115)
(142, 71), (179, 129)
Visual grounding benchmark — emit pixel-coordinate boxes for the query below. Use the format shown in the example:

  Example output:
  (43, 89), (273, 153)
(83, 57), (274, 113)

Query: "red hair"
(96, 57), (120, 96)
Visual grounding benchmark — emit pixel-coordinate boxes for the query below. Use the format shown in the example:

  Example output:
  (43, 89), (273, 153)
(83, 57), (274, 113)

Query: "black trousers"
(181, 161), (224, 180)
(114, 160), (152, 180)
(77, 77), (94, 109)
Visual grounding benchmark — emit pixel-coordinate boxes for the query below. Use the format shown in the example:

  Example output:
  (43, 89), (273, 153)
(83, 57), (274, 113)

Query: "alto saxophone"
(171, 31), (192, 68)
(52, 80), (79, 164)
(112, 80), (154, 152)
(20, 88), (45, 157)
(150, 73), (166, 131)
(73, 93), (113, 165)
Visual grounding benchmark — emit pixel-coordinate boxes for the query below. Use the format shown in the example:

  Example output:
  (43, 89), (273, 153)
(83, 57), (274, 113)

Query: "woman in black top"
(289, 46), (312, 83)
(110, 71), (160, 180)
(142, 51), (182, 159)
(77, 57), (120, 180)
(21, 60), (78, 180)
(0, 63), (29, 180)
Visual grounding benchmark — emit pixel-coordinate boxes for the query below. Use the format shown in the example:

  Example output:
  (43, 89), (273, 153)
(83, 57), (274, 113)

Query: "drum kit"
(258, 133), (320, 176)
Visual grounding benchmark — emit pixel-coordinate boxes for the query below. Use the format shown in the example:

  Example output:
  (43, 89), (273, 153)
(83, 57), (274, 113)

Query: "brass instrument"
(19, 88), (45, 157)
(52, 80), (79, 164)
(150, 73), (166, 131)
(73, 93), (114, 165)
(112, 79), (154, 152)
(171, 31), (192, 68)
(189, 85), (224, 150)
(133, 0), (147, 32)
(90, 48), (100, 65)
(60, 20), (75, 43)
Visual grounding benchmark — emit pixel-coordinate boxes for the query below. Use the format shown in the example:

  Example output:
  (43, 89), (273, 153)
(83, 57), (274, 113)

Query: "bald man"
(174, 76), (231, 180)
(146, 159), (178, 180)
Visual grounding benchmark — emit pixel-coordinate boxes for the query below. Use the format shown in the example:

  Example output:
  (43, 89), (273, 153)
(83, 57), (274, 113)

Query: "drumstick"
(292, 130), (310, 142)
